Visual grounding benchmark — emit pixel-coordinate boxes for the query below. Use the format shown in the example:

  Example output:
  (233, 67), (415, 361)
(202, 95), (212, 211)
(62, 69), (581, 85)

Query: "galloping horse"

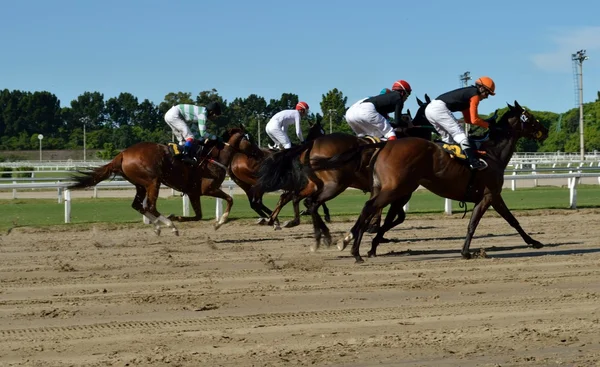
(333, 101), (548, 263)
(255, 97), (434, 251)
(230, 120), (331, 227)
(68, 127), (251, 235)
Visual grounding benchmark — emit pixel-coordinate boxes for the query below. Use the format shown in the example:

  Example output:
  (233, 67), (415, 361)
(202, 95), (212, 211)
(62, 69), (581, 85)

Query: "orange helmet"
(295, 101), (309, 112)
(475, 76), (496, 95)
(392, 80), (412, 94)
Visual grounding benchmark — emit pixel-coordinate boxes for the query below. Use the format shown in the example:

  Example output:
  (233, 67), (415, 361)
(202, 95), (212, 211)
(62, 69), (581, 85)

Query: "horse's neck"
(483, 126), (518, 170)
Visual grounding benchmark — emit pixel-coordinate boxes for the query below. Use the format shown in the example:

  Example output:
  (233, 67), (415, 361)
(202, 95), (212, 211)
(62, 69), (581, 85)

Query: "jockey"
(424, 76), (495, 170)
(345, 80), (412, 141)
(265, 102), (309, 150)
(164, 102), (222, 163)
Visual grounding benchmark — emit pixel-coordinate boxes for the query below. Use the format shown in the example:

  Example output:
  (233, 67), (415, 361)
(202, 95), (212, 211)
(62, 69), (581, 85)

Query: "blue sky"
(1, 0), (599, 116)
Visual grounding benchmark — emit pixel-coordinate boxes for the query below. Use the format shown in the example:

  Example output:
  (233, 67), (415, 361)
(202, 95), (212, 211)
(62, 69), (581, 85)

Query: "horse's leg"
(145, 182), (179, 236)
(368, 195), (411, 257)
(170, 192), (203, 222)
(491, 194), (544, 249)
(267, 191), (294, 230)
(351, 190), (396, 263)
(208, 188), (233, 230)
(322, 203), (331, 223)
(461, 196), (492, 259)
(131, 185), (163, 235)
(283, 195), (302, 228)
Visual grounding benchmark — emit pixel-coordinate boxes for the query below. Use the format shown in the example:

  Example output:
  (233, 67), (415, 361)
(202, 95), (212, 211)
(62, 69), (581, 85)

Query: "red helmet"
(392, 80), (412, 94)
(296, 101), (309, 112)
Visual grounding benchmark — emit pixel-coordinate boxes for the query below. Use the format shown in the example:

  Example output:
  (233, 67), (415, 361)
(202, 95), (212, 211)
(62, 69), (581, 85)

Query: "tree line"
(1, 88), (600, 154)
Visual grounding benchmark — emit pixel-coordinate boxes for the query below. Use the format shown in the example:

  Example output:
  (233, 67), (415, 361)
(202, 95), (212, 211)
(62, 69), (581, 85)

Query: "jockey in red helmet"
(346, 80), (412, 141)
(265, 101), (309, 150)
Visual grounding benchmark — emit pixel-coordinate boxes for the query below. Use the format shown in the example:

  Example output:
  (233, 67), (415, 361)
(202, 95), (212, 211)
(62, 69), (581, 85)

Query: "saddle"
(360, 136), (381, 144)
(436, 141), (487, 162)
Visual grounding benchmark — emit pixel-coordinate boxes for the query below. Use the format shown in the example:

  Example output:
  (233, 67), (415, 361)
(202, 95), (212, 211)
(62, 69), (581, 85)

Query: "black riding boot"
(180, 143), (197, 164)
(463, 147), (487, 170)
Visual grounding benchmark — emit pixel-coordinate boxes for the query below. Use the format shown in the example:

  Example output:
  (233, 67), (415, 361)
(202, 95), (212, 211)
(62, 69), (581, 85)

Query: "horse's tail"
(256, 142), (312, 193)
(68, 152), (124, 189)
(311, 142), (387, 171)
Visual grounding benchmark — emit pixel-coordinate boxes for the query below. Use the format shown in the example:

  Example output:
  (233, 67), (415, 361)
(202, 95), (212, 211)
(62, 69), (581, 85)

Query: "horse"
(230, 119), (331, 228)
(254, 96), (434, 251)
(67, 127), (251, 235)
(330, 101), (548, 263)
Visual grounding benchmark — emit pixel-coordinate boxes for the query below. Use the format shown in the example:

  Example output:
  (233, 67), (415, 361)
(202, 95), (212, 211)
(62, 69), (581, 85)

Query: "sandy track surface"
(1, 210), (600, 366)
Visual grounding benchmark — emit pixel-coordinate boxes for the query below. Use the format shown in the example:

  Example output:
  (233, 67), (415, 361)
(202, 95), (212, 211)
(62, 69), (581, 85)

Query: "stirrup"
(470, 159), (488, 170)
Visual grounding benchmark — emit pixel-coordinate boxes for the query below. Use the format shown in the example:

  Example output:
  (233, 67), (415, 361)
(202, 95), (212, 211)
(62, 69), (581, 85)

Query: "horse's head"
(493, 101), (548, 142)
(306, 119), (326, 141)
(412, 94), (431, 127)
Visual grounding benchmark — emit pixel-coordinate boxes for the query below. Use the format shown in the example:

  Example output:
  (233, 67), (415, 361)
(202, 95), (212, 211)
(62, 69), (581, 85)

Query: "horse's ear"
(425, 94), (431, 103)
(514, 101), (522, 110)
(507, 102), (514, 110)
(416, 97), (424, 106)
(407, 109), (412, 119)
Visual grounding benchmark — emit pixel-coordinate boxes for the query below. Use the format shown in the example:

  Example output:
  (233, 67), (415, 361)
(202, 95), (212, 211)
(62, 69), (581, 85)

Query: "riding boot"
(180, 143), (197, 165)
(463, 147), (487, 170)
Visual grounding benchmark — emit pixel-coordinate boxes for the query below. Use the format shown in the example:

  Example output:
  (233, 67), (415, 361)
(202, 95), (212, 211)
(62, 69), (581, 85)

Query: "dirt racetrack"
(1, 209), (600, 367)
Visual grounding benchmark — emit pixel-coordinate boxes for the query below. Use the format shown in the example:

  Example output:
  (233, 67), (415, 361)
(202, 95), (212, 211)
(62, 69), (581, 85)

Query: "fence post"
(216, 198), (223, 219)
(93, 186), (98, 198)
(182, 194), (190, 216)
(511, 171), (517, 191)
(569, 176), (579, 209)
(12, 180), (17, 199)
(532, 164), (537, 187)
(64, 189), (71, 223)
(444, 198), (452, 215)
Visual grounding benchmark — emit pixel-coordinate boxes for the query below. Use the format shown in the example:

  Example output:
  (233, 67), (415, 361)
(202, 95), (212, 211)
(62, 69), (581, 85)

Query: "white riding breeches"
(165, 106), (193, 144)
(424, 100), (468, 145)
(345, 99), (395, 139)
(265, 121), (292, 149)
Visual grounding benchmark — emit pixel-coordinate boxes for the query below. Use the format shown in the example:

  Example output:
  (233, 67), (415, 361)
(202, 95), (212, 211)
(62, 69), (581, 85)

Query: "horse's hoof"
(354, 257), (365, 264)
(531, 241), (544, 249)
(461, 252), (472, 260)
(338, 239), (348, 251)
(283, 220), (299, 228)
(273, 225), (281, 231)
(324, 216), (331, 223)
(378, 237), (391, 244)
(310, 243), (319, 253)
(322, 236), (332, 248)
(367, 250), (377, 258)
(172, 229), (179, 236)
(256, 218), (267, 225)
(154, 228), (161, 236)
(214, 222), (223, 231)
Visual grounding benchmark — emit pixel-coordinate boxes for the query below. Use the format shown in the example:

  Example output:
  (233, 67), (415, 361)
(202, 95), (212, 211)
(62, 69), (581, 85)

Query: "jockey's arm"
(197, 111), (207, 137)
(462, 96), (489, 128)
(295, 114), (304, 142)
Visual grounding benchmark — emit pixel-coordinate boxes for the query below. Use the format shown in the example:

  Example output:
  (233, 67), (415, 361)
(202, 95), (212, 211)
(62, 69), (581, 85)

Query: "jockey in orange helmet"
(346, 80), (412, 141)
(424, 76), (496, 170)
(265, 101), (309, 150)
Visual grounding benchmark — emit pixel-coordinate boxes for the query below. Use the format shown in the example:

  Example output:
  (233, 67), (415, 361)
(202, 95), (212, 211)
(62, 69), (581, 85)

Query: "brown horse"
(230, 120), (331, 228)
(328, 101), (548, 263)
(254, 97), (435, 251)
(68, 127), (251, 235)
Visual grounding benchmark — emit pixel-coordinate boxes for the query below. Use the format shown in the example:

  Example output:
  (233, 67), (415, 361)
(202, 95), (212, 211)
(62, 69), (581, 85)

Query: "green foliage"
(0, 167), (12, 178)
(2, 88), (600, 154)
(14, 166), (34, 178)
(96, 143), (119, 160)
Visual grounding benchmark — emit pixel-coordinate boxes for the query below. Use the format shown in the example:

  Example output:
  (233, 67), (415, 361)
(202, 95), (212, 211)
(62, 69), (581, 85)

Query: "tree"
(159, 92), (194, 114)
(68, 91), (106, 130)
(105, 92), (139, 128)
(319, 88), (348, 134)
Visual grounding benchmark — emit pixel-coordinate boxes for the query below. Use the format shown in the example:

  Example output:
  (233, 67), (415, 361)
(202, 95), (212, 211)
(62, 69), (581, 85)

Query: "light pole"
(572, 50), (588, 161)
(327, 109), (337, 134)
(255, 112), (265, 148)
(80, 117), (90, 162)
(37, 134), (44, 161)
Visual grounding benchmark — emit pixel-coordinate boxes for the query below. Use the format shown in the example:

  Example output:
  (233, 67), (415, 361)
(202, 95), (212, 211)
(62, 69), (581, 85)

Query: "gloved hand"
(387, 136), (397, 141)
(184, 139), (193, 148)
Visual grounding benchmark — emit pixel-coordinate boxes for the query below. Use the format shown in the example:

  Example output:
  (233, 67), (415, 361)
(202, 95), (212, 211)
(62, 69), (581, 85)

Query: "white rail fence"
(1, 172), (600, 224)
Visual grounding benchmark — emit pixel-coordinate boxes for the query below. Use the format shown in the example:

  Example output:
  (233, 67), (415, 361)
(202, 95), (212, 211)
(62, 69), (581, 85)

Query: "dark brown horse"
(230, 120), (331, 228)
(328, 101), (548, 263)
(68, 127), (251, 235)
(254, 96), (435, 251)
